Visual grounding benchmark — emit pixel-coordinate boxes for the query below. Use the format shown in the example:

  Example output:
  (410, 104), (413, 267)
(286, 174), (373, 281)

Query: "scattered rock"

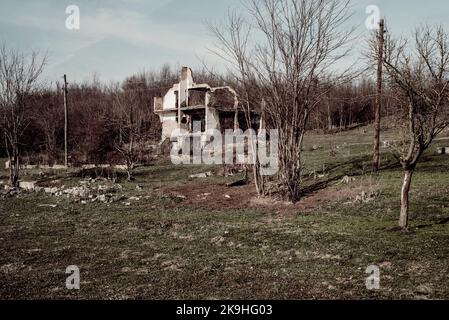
(211, 236), (226, 245)
(0, 186), (20, 198)
(18, 181), (37, 191)
(64, 186), (91, 199)
(37, 204), (58, 208)
(110, 195), (127, 203)
(43, 187), (59, 195)
(52, 165), (67, 170)
(189, 172), (212, 179)
(380, 261), (392, 269)
(415, 285), (433, 296)
(4, 185), (14, 191)
(96, 195), (107, 203)
(340, 176), (356, 184)
(355, 190), (379, 203)
(98, 185), (117, 193)
(436, 147), (448, 155)
(1, 176), (129, 204)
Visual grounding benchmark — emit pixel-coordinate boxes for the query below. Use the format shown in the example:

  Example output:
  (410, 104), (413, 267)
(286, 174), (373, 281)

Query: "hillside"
(1, 125), (449, 299)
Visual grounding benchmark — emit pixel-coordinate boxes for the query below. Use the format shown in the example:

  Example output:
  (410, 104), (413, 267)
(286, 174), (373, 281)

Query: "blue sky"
(1, 0), (449, 83)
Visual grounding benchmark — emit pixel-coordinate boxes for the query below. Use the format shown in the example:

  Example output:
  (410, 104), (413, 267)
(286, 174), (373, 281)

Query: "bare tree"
(111, 77), (153, 181)
(383, 26), (449, 230)
(209, 11), (267, 196)
(0, 44), (46, 187)
(210, 0), (355, 202)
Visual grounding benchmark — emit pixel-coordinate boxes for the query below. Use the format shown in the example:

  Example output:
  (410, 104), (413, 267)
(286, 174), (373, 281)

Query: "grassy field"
(1, 126), (449, 299)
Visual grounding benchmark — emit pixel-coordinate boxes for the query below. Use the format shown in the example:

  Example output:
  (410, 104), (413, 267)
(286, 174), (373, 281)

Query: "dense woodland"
(0, 64), (380, 165)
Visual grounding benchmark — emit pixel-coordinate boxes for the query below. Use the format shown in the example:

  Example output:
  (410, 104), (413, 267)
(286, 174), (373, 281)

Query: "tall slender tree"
(0, 44), (46, 187)
(383, 26), (449, 230)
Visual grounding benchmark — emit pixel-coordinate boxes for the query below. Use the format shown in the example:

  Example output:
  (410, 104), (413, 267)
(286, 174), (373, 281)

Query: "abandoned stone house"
(154, 67), (260, 142)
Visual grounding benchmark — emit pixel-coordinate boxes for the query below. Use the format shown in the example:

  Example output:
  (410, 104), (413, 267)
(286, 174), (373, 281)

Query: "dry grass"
(1, 127), (449, 299)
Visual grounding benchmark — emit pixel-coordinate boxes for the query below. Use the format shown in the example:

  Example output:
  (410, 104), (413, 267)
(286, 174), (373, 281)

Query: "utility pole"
(177, 83), (181, 127)
(373, 19), (385, 172)
(63, 74), (69, 168)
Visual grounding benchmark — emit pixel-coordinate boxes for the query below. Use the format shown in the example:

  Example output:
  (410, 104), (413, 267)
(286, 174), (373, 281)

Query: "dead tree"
(0, 44), (46, 187)
(210, 0), (355, 202)
(383, 26), (449, 230)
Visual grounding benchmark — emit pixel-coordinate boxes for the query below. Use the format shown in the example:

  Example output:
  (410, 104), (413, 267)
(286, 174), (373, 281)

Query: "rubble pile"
(42, 182), (125, 204)
(1, 178), (128, 204)
(63, 185), (124, 204)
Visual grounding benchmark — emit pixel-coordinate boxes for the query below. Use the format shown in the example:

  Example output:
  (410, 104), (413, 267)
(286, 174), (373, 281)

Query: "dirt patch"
(250, 185), (360, 214)
(161, 180), (368, 214)
(161, 182), (257, 210)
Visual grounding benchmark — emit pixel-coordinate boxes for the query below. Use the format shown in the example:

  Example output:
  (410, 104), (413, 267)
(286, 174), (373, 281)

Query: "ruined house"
(154, 67), (260, 142)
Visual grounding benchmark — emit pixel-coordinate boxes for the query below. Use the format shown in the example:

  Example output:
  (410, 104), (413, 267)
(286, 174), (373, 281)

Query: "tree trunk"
(10, 155), (20, 187)
(399, 169), (414, 230)
(250, 134), (265, 197)
(6, 136), (20, 188)
(126, 157), (134, 181)
(126, 169), (133, 181)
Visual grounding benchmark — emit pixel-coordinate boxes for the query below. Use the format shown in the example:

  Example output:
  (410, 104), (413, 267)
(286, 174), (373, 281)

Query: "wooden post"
(373, 19), (385, 172)
(63, 74), (68, 168)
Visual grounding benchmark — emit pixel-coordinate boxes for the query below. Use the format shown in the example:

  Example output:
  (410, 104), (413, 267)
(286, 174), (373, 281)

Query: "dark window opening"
(188, 90), (207, 107)
(189, 110), (206, 133)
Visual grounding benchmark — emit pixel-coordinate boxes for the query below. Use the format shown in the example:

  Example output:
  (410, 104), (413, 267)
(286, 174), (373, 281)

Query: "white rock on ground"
(189, 172), (212, 179)
(18, 181), (37, 191)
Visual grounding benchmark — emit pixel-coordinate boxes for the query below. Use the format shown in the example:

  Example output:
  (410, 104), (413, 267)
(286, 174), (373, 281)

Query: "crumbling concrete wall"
(161, 113), (179, 141)
(205, 91), (220, 132)
(179, 67), (193, 107)
(163, 88), (177, 110)
(205, 107), (220, 132)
